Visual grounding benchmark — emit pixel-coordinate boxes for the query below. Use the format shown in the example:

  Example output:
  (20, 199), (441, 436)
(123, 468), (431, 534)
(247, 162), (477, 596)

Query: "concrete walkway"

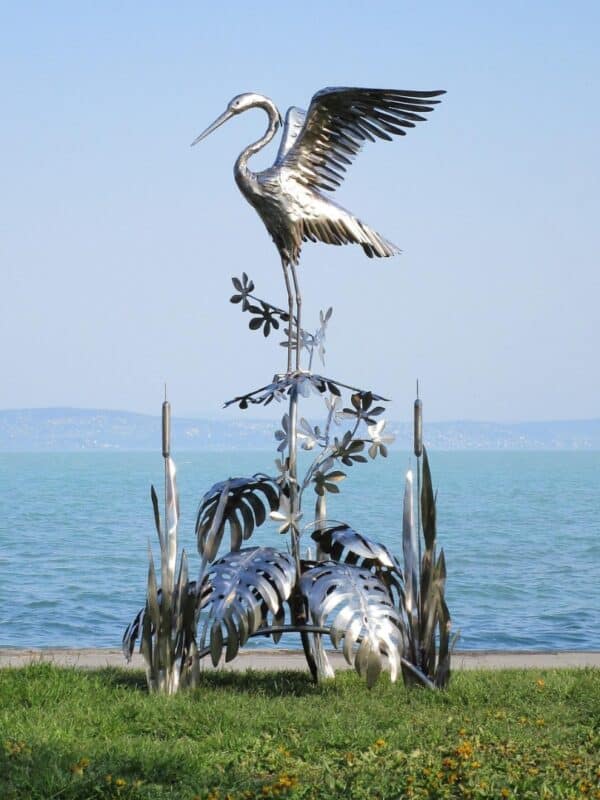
(1, 648), (599, 671)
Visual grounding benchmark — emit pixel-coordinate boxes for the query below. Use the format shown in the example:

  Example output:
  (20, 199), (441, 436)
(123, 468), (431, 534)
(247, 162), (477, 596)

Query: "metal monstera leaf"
(311, 523), (398, 570)
(311, 524), (404, 604)
(198, 546), (296, 666)
(195, 475), (280, 562)
(300, 562), (406, 688)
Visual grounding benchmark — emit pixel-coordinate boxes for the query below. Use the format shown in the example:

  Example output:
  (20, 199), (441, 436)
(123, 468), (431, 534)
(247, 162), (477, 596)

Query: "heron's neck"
(234, 96), (280, 182)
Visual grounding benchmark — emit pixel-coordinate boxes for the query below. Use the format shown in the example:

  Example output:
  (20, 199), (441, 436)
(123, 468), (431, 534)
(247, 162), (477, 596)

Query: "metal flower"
(314, 469), (346, 496)
(341, 391), (386, 425)
(229, 272), (255, 310)
(367, 420), (395, 458)
(248, 301), (280, 337)
(324, 394), (343, 425)
(333, 430), (368, 466)
(297, 418), (321, 451)
(274, 456), (290, 487)
(274, 413), (290, 453)
(314, 307), (333, 365)
(270, 493), (303, 534)
(284, 306), (333, 367)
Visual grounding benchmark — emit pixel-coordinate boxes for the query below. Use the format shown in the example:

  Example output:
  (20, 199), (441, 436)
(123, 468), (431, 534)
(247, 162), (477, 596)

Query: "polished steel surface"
(193, 86), (444, 371)
(125, 85), (449, 692)
(300, 561), (405, 688)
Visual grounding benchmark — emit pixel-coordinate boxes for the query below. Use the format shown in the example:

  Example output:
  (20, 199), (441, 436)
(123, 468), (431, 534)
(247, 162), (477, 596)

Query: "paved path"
(1, 648), (599, 671)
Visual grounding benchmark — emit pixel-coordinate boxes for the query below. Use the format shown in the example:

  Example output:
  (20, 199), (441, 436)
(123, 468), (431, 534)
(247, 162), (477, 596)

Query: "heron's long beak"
(190, 109), (235, 146)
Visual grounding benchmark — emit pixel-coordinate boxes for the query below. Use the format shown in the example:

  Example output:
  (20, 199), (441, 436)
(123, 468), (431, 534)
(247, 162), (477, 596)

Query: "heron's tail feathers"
(301, 212), (400, 259)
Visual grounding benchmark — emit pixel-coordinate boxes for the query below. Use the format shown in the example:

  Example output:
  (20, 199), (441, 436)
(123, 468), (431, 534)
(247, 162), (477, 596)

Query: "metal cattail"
(413, 395), (423, 458)
(162, 400), (171, 458)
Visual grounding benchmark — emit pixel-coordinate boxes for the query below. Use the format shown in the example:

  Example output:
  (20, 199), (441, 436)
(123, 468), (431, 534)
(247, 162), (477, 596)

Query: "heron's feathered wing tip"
(360, 227), (401, 259)
(300, 213), (400, 260)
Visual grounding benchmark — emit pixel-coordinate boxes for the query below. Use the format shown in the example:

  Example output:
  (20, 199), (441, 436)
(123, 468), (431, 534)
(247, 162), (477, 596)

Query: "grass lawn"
(1, 664), (598, 799)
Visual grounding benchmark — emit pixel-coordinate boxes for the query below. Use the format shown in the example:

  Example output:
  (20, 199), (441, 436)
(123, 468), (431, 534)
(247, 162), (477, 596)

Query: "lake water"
(0, 450), (599, 651)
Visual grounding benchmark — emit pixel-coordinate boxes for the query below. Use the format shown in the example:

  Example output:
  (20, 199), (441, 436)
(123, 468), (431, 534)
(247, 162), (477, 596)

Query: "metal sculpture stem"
(281, 260), (294, 373)
(289, 262), (302, 371)
(287, 385), (300, 570)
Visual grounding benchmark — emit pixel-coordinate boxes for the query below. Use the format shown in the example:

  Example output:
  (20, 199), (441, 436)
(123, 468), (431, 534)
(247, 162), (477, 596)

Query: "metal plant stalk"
(124, 85), (453, 691)
(123, 400), (200, 693)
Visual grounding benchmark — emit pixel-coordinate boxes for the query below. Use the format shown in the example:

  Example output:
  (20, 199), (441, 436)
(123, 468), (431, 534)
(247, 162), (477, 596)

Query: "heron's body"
(192, 86), (445, 368)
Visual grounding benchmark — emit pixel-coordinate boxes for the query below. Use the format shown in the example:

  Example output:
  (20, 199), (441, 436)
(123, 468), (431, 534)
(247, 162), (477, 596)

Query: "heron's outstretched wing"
(275, 107), (306, 162)
(278, 87), (445, 193)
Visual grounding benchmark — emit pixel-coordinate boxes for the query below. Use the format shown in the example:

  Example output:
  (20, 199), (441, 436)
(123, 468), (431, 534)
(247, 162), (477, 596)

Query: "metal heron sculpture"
(191, 86), (445, 372)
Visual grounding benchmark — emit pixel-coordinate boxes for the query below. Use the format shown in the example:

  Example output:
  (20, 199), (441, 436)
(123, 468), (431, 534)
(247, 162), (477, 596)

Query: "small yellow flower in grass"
(455, 740), (474, 759)
(275, 773), (298, 789)
(579, 780), (591, 794)
(374, 738), (386, 749)
(528, 767), (539, 776)
(536, 678), (545, 688)
(70, 757), (90, 775)
(518, 716), (528, 724)
(535, 718), (545, 727)
(500, 790), (510, 799)
(470, 761), (481, 769)
(5, 740), (30, 756)
(458, 728), (468, 737)
(115, 777), (127, 788)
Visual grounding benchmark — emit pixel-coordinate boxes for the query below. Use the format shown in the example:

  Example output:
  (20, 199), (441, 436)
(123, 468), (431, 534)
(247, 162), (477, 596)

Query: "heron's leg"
(280, 259), (294, 374)
(289, 262), (302, 371)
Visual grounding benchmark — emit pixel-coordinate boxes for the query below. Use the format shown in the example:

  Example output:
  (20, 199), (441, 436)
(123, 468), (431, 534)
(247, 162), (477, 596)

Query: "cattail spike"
(162, 400), (171, 458)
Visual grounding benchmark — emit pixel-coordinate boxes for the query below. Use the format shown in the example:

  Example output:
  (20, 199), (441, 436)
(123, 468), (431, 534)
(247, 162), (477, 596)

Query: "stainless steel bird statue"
(192, 86), (445, 372)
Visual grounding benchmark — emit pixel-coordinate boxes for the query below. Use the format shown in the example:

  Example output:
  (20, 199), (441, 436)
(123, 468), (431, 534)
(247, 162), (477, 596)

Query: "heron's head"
(191, 93), (281, 146)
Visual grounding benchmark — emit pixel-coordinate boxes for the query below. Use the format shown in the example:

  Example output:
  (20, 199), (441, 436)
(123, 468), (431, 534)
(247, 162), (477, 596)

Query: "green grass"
(1, 664), (599, 799)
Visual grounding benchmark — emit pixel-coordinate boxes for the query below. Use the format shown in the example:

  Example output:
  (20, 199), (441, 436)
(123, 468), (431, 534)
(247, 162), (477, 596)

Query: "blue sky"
(1, 1), (598, 421)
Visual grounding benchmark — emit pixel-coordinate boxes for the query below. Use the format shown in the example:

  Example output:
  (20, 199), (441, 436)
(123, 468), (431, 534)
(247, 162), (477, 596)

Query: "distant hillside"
(1, 408), (599, 451)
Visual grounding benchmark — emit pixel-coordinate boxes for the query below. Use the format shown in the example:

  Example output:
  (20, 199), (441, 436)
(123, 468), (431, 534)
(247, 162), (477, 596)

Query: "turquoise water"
(0, 451), (599, 651)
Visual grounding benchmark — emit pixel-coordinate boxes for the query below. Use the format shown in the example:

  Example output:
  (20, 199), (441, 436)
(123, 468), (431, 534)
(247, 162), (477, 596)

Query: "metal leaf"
(200, 547), (296, 666)
(421, 447), (436, 550)
(402, 469), (418, 619)
(196, 475), (280, 563)
(311, 523), (399, 571)
(150, 485), (161, 541)
(122, 576), (199, 663)
(300, 562), (405, 687)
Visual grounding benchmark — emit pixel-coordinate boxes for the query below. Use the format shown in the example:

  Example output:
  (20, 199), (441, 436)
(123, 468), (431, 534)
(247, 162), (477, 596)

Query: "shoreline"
(1, 648), (599, 671)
